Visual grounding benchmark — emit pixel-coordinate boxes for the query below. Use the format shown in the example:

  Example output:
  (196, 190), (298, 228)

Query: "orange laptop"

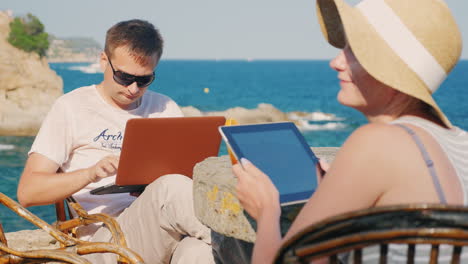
(90, 116), (226, 195)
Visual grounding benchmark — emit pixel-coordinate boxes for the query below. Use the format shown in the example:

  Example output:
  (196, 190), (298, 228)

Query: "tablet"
(219, 122), (318, 205)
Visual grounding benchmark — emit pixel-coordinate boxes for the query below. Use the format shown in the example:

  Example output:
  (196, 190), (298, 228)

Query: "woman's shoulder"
(344, 123), (412, 150)
(337, 122), (449, 179)
(325, 123), (427, 196)
(303, 123), (427, 219)
(335, 123), (424, 175)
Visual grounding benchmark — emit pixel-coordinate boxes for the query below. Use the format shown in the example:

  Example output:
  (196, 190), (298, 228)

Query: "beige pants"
(85, 175), (215, 264)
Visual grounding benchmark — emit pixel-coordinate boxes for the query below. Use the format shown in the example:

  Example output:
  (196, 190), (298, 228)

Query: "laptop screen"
(220, 122), (318, 205)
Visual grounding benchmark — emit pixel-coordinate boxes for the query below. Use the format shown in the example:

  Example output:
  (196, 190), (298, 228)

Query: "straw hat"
(316, 0), (462, 127)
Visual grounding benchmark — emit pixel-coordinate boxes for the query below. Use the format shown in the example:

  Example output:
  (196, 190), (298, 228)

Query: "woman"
(234, 0), (468, 263)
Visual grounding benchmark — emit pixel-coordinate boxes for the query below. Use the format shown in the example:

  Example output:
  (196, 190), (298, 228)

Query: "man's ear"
(99, 52), (107, 72)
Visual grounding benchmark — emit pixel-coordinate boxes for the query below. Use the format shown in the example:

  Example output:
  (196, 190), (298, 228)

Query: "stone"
(193, 147), (338, 243)
(5, 229), (59, 251)
(0, 11), (63, 136)
(193, 148), (338, 264)
(182, 103), (293, 125)
(193, 156), (256, 242)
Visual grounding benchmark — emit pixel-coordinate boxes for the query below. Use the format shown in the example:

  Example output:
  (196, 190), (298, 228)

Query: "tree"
(8, 13), (49, 57)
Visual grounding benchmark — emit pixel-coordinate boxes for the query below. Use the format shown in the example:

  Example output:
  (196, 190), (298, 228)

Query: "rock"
(193, 148), (338, 264)
(181, 106), (204, 117)
(193, 147), (339, 243)
(193, 156), (256, 242)
(0, 11), (63, 136)
(5, 229), (59, 251)
(182, 103), (293, 125)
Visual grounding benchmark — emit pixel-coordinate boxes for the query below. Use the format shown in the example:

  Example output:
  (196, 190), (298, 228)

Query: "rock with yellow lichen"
(193, 149), (338, 264)
(193, 148), (338, 243)
(193, 155), (256, 242)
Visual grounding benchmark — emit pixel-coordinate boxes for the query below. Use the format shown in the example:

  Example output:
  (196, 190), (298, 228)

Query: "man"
(17, 19), (214, 264)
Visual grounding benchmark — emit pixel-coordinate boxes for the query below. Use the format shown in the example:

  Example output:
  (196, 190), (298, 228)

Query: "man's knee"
(145, 174), (193, 194)
(171, 237), (215, 264)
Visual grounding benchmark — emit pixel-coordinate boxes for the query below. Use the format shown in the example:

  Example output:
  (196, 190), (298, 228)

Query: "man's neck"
(130, 97), (142, 110)
(95, 83), (142, 111)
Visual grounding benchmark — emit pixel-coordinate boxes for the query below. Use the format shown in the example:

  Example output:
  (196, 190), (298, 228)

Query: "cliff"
(0, 11), (63, 136)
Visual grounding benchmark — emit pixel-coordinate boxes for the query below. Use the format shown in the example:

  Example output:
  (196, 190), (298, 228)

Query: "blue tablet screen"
(221, 122), (318, 204)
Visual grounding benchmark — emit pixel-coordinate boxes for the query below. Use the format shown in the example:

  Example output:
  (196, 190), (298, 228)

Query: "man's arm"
(17, 153), (119, 207)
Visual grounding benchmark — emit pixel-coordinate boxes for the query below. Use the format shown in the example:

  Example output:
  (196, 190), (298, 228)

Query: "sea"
(1, 60), (467, 232)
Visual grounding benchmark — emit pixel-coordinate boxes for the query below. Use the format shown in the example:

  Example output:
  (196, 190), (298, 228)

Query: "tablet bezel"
(219, 122), (318, 205)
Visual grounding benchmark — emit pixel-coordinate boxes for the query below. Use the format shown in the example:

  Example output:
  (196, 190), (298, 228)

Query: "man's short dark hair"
(105, 19), (163, 64)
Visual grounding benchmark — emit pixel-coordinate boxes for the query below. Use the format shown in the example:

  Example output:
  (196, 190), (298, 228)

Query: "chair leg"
(55, 200), (67, 222)
(0, 223), (7, 246)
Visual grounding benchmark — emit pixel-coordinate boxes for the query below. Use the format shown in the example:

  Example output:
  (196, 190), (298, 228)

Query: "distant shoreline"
(47, 59), (97, 63)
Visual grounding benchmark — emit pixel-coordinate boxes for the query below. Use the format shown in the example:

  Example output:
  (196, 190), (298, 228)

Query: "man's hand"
(130, 192), (142, 197)
(87, 155), (119, 183)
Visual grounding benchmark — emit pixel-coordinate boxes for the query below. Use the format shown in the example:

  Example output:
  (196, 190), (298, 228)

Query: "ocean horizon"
(1, 59), (467, 232)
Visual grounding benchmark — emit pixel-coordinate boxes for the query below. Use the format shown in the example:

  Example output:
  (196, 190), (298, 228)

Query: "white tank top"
(391, 116), (468, 203)
(344, 116), (468, 264)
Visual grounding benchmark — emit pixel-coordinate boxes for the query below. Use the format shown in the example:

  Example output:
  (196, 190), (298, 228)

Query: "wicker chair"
(0, 192), (144, 264)
(54, 197), (127, 244)
(275, 204), (468, 264)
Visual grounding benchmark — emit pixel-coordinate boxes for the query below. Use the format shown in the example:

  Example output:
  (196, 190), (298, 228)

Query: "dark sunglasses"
(107, 58), (155, 88)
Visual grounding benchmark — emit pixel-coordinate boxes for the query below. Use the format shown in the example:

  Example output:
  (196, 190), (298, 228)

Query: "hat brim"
(316, 0), (452, 128)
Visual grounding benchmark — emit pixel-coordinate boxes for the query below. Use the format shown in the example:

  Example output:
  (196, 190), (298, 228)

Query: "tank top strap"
(394, 124), (447, 204)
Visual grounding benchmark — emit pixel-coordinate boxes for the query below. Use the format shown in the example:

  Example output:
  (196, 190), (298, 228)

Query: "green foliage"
(8, 13), (49, 57)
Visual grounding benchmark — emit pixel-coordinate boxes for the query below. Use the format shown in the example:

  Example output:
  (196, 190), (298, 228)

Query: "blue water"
(1, 60), (468, 232)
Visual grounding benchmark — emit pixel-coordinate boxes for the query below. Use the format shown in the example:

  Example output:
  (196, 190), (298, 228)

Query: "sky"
(2, 0), (467, 60)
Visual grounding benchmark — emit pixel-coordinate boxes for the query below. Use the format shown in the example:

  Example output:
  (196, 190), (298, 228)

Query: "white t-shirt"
(29, 84), (184, 217)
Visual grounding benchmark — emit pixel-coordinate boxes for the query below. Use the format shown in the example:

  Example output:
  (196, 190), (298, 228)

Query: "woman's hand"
(316, 159), (330, 183)
(232, 158), (281, 221)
